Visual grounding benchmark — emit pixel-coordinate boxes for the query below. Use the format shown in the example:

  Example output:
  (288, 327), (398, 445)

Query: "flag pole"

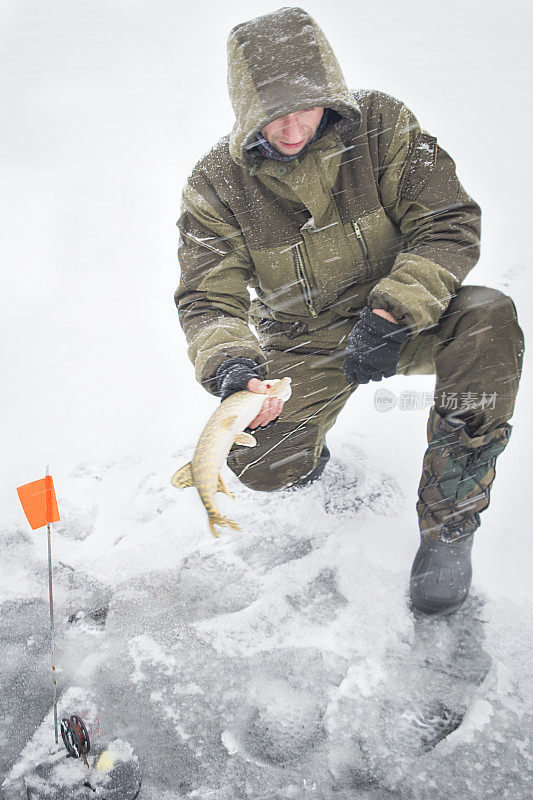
(45, 466), (59, 744)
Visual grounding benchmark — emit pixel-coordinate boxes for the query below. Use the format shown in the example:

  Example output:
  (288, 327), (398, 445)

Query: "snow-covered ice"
(2, 441), (532, 798)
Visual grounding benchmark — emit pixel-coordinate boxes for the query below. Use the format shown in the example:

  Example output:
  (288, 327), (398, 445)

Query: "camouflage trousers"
(227, 286), (524, 536)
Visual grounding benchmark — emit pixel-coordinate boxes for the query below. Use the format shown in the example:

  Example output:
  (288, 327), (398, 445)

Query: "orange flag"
(17, 475), (60, 530)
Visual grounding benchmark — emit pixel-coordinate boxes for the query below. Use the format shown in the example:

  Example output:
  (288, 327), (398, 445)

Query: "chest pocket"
(249, 241), (314, 318)
(250, 215), (355, 319)
(296, 216), (355, 316)
(344, 207), (402, 283)
(249, 208), (402, 319)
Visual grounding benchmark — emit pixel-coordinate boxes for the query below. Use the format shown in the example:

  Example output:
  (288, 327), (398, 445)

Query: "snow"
(1, 0), (533, 798)
(2, 441), (533, 797)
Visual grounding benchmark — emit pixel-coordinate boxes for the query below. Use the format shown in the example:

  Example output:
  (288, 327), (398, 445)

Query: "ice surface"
(2, 445), (532, 799)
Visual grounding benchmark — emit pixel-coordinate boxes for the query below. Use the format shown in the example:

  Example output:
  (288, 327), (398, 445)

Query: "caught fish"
(171, 377), (292, 537)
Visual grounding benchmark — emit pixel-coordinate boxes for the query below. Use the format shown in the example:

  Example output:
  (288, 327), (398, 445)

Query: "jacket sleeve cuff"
(186, 316), (267, 395)
(200, 348), (267, 395)
(215, 357), (265, 398)
(360, 306), (412, 342)
(367, 290), (418, 334)
(367, 253), (460, 334)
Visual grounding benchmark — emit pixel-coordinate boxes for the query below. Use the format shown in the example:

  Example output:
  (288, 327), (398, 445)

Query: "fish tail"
(208, 512), (241, 538)
(171, 461), (194, 489)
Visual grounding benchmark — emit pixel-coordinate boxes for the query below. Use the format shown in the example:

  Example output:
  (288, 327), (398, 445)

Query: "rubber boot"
(412, 407), (512, 614)
(410, 529), (474, 616)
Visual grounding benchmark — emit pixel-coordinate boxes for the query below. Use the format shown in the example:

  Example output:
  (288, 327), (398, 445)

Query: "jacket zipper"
(293, 242), (318, 318)
(351, 221), (371, 276)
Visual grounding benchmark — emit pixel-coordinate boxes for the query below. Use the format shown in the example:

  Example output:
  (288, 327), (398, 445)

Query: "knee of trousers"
(448, 286), (525, 354)
(454, 285), (523, 332)
(226, 421), (322, 492)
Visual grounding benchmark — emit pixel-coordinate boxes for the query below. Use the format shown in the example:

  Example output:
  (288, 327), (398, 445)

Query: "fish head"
(263, 377), (292, 402)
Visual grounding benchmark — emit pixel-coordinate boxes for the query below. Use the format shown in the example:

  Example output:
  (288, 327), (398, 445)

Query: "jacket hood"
(227, 7), (361, 166)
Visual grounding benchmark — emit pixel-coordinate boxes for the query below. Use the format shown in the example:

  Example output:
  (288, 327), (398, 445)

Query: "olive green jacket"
(175, 7), (481, 394)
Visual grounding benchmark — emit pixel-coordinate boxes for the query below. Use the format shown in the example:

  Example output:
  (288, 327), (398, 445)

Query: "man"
(175, 8), (524, 615)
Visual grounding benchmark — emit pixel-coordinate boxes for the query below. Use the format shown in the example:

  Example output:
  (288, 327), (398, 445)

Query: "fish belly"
(193, 430), (234, 512)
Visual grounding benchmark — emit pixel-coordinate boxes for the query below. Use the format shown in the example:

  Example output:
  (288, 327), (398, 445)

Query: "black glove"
(343, 306), (411, 384)
(215, 357), (265, 401)
(215, 357), (280, 432)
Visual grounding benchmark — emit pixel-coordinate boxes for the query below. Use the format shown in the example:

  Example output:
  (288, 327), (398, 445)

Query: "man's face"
(260, 106), (324, 156)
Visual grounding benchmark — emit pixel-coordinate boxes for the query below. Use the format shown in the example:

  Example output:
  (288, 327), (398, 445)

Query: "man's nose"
(280, 115), (305, 142)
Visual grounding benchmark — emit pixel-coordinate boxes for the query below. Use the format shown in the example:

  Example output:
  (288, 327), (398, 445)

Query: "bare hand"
(372, 308), (398, 324)
(247, 378), (284, 429)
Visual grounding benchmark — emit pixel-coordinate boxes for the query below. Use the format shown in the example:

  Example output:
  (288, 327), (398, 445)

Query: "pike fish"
(171, 377), (292, 537)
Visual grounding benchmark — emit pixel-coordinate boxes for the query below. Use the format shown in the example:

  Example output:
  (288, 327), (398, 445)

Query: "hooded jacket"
(175, 7), (481, 394)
